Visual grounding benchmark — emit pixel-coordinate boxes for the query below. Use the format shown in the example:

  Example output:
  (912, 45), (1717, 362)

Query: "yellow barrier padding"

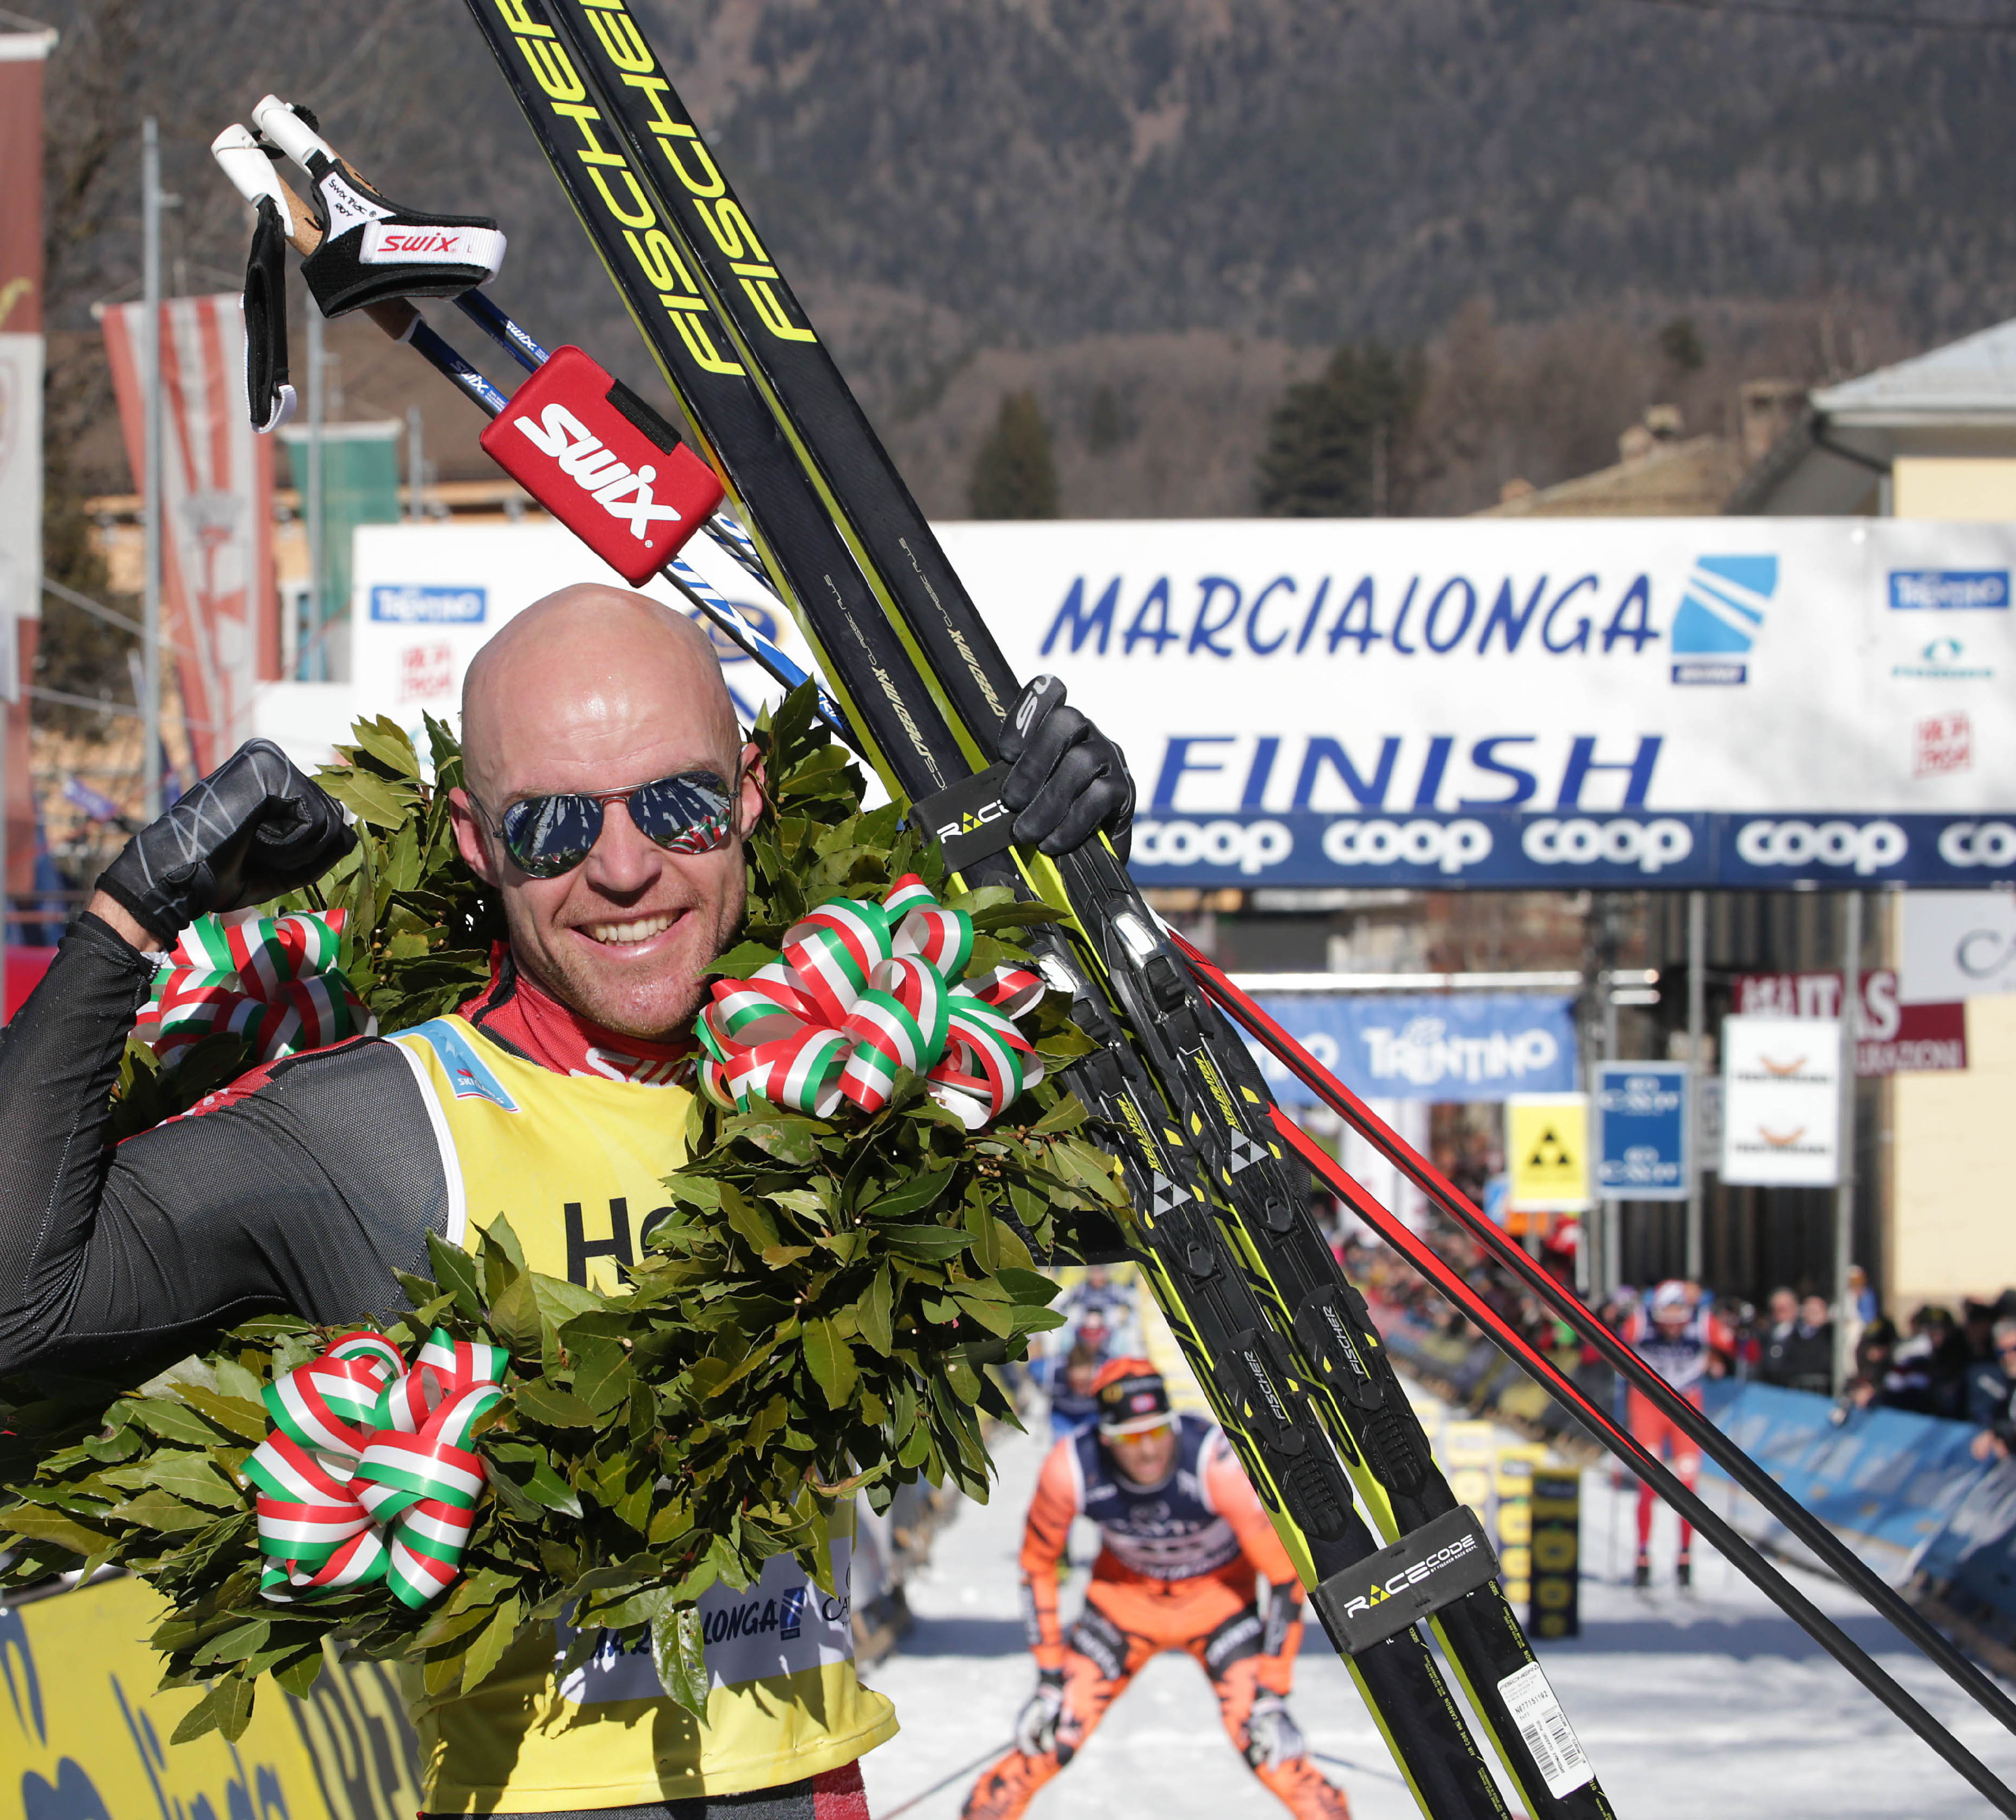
(0, 1575), (423, 1820)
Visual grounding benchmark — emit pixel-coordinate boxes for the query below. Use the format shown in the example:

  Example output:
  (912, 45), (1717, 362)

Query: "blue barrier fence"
(1383, 1316), (2016, 1651)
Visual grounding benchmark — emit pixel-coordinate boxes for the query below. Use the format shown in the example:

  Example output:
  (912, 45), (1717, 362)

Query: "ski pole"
(211, 110), (834, 728)
(876, 1739), (1018, 1820)
(1271, 1106), (2016, 1818)
(1179, 930), (2016, 1744)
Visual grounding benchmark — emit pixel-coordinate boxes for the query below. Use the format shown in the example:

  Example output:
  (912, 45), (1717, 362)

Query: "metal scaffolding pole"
(305, 301), (325, 678)
(1836, 890), (1864, 1390)
(1686, 889), (1706, 1281)
(140, 117), (163, 819)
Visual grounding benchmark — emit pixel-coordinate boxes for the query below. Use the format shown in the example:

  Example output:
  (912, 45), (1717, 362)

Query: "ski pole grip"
(251, 93), (338, 170)
(211, 126), (323, 256)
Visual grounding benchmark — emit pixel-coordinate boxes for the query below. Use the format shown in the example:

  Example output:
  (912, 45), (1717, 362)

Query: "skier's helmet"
(1093, 1358), (1172, 1435)
(1651, 1279), (1695, 1322)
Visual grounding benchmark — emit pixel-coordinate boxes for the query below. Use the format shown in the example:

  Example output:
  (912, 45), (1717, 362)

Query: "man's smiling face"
(451, 585), (765, 1040)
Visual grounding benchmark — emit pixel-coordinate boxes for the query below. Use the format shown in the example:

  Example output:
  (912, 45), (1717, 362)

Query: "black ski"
(505, 5), (1617, 1814)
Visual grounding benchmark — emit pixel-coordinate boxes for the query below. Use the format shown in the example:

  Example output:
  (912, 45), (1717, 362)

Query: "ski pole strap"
(696, 873), (1045, 1128)
(138, 908), (373, 1068)
(244, 1326), (506, 1610)
(1307, 1507), (1500, 1655)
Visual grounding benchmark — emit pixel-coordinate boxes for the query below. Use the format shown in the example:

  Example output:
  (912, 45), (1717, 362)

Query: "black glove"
(1014, 1667), (1066, 1756)
(1243, 1690), (1306, 1771)
(997, 675), (1135, 860)
(96, 739), (355, 941)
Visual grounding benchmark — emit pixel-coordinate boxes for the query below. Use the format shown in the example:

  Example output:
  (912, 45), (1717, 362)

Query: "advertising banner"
(348, 522), (818, 754)
(1733, 968), (1966, 1075)
(932, 519), (2016, 889)
(1900, 890), (2016, 1001)
(1240, 991), (1576, 1106)
(1506, 1093), (1592, 1211)
(0, 30), (51, 897)
(1593, 1061), (1691, 1200)
(1720, 1014), (1841, 1186)
(102, 293), (277, 770)
(0, 1574), (424, 1820)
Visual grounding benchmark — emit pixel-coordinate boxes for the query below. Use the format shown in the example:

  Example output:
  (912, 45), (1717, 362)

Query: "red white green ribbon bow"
(138, 908), (373, 1067)
(244, 1328), (506, 1609)
(696, 873), (1046, 1129)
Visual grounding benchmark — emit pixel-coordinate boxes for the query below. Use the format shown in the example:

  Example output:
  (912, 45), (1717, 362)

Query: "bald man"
(0, 585), (1134, 1820)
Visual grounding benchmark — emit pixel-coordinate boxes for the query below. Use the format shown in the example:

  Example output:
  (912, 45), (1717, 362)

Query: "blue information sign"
(1593, 1063), (1691, 1201)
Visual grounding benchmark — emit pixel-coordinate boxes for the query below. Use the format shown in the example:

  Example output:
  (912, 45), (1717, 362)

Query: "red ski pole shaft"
(1272, 1111), (2016, 1817)
(1175, 927), (2016, 1744)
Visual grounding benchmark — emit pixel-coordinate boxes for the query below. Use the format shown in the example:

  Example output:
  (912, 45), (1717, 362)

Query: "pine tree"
(968, 391), (1061, 519)
(1257, 342), (1421, 516)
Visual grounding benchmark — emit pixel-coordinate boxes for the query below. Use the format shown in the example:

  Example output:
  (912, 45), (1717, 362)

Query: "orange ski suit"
(962, 1419), (1349, 1820)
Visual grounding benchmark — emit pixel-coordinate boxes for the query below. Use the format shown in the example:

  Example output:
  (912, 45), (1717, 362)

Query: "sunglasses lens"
(631, 772), (733, 855)
(501, 793), (602, 877)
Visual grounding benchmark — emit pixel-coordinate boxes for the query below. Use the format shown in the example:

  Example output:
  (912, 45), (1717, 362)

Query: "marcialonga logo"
(488, 0), (744, 377)
(555, 0), (819, 348)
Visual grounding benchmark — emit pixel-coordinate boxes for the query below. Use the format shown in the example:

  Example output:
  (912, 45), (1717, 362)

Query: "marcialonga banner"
(0, 1575), (423, 1820)
(101, 293), (279, 772)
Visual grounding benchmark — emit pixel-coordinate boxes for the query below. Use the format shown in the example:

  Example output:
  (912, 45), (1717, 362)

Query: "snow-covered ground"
(854, 1421), (2016, 1820)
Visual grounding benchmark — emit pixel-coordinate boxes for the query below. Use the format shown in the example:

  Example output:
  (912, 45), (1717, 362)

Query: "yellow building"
(1736, 320), (2016, 1316)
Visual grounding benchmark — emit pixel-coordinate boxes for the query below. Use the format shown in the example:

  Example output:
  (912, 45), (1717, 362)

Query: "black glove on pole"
(998, 675), (1136, 861)
(96, 739), (356, 941)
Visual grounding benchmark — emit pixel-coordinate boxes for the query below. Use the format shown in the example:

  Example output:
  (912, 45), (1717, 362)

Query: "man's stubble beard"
(505, 850), (750, 1041)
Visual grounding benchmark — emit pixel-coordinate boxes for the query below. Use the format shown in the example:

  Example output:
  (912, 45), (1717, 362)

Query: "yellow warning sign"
(1506, 1093), (1592, 1212)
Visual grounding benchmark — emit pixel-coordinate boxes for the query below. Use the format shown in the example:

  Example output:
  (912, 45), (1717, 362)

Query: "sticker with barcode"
(1497, 1660), (1594, 1799)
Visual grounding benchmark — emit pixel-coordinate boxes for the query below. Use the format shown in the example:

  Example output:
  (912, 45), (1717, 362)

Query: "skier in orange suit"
(961, 1360), (1350, 1819)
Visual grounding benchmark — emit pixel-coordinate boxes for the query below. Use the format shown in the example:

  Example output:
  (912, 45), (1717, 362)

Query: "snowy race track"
(854, 1423), (2016, 1820)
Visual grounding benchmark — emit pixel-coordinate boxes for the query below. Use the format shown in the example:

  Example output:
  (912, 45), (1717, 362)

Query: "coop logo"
(1522, 817), (1693, 876)
(512, 403), (686, 541)
(1320, 818), (1490, 876)
(1135, 818), (1295, 876)
(1733, 818), (1907, 877)
(1937, 821), (2016, 869)
(1888, 569), (2011, 612)
(1670, 554), (1776, 685)
(1339, 1532), (1484, 1622)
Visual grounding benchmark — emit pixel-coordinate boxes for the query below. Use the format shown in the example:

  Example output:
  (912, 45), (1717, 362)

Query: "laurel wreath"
(0, 686), (1121, 1742)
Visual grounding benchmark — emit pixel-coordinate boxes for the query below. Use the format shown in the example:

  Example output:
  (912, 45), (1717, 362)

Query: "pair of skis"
(447, 6), (1606, 1815)
(208, 4), (2016, 1810)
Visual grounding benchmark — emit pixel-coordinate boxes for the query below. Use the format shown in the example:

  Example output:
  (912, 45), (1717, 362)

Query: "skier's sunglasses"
(477, 769), (740, 878)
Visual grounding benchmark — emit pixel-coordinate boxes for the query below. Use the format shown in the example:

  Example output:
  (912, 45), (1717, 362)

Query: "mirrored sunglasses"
(494, 770), (735, 878)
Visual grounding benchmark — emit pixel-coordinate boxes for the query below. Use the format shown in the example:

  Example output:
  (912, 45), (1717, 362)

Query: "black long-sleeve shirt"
(0, 913), (448, 1374)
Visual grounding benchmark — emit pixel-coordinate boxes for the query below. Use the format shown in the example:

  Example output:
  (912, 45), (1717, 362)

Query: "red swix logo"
(512, 403), (683, 542)
(479, 345), (725, 586)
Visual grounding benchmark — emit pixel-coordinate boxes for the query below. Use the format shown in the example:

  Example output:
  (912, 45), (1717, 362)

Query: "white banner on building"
(345, 521), (819, 754)
(1900, 890), (2016, 1002)
(1720, 1015), (1842, 1187)
(101, 295), (276, 771)
(933, 517), (2016, 817)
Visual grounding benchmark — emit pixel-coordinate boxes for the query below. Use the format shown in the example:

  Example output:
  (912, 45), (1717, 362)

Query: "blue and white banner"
(1593, 1061), (1691, 1200)
(1119, 808), (2016, 890)
(1243, 992), (1578, 1105)
(936, 518), (2016, 888)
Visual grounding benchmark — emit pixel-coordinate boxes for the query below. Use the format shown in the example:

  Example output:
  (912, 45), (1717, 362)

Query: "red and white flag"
(102, 295), (278, 772)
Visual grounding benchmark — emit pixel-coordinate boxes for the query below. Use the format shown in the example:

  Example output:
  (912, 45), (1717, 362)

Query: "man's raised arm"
(0, 743), (443, 1374)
